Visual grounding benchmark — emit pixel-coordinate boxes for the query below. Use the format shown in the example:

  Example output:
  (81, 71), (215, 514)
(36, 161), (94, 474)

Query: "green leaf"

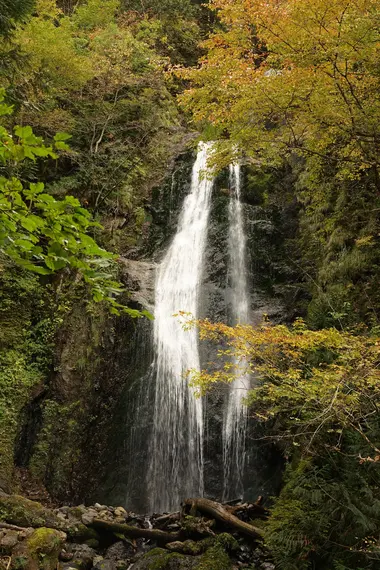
(54, 132), (72, 142)
(14, 125), (34, 139)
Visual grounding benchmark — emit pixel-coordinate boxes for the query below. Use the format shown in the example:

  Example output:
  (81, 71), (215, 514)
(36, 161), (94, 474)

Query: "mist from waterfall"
(148, 143), (215, 513)
(223, 163), (250, 501)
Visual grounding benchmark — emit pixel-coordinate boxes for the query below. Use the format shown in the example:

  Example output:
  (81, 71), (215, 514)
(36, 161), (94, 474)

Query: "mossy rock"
(134, 541), (234, 570)
(12, 527), (66, 570)
(66, 523), (99, 544)
(132, 548), (197, 570)
(0, 494), (62, 528)
(194, 543), (232, 570)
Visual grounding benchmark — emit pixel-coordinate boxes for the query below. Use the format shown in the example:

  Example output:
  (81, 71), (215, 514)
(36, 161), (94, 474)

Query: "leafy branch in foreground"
(187, 316), (380, 458)
(184, 315), (380, 568)
(0, 91), (149, 318)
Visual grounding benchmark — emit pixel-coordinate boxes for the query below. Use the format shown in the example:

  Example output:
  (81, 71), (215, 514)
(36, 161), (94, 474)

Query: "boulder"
(0, 494), (63, 528)
(13, 527), (66, 570)
(105, 541), (135, 561)
(66, 523), (100, 544)
(131, 548), (198, 570)
(67, 544), (97, 570)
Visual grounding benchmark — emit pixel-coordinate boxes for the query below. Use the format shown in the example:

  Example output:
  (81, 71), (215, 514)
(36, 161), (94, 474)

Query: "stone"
(260, 564), (275, 570)
(81, 508), (98, 525)
(114, 507), (127, 518)
(105, 541), (135, 561)
(81, 513), (94, 525)
(0, 530), (19, 551)
(13, 527), (66, 570)
(68, 544), (97, 570)
(60, 550), (74, 562)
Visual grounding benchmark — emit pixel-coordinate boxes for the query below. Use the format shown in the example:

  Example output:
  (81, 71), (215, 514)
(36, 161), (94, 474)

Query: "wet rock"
(119, 259), (156, 311)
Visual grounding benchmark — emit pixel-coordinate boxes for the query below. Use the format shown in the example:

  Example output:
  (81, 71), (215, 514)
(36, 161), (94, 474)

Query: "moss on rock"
(13, 527), (66, 570)
(194, 543), (232, 570)
(66, 523), (100, 544)
(0, 494), (61, 528)
(133, 548), (196, 570)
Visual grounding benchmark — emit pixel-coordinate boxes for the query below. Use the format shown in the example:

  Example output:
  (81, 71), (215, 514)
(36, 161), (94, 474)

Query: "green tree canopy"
(0, 0), (34, 35)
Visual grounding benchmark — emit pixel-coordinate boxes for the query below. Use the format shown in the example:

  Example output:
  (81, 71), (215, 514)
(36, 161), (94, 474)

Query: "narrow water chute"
(148, 143), (215, 513)
(223, 163), (250, 500)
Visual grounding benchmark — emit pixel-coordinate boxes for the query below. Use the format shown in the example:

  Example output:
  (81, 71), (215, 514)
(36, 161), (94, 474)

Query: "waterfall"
(148, 143), (215, 513)
(223, 163), (250, 501)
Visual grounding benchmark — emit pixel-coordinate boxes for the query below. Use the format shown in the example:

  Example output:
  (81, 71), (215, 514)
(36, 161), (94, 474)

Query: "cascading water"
(148, 143), (215, 513)
(223, 163), (250, 501)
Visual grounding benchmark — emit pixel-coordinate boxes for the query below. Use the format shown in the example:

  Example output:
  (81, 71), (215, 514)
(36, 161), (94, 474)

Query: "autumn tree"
(187, 316), (380, 568)
(181, 0), (380, 180)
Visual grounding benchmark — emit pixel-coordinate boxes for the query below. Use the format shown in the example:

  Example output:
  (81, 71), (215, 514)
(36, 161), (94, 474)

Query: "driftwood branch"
(182, 499), (263, 541)
(225, 500), (269, 520)
(91, 518), (182, 544)
(0, 522), (27, 532)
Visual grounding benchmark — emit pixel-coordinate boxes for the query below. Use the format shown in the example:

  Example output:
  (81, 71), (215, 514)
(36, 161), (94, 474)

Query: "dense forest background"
(0, 1), (380, 569)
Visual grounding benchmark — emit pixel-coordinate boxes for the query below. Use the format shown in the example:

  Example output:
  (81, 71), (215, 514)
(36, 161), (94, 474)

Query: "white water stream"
(223, 163), (250, 500)
(148, 143), (215, 513)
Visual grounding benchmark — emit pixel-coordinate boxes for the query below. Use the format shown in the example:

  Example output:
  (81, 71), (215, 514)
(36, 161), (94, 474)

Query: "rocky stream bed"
(0, 491), (275, 570)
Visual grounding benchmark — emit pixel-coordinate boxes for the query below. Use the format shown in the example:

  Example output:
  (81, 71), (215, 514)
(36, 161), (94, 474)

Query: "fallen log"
(182, 499), (263, 541)
(91, 518), (182, 544)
